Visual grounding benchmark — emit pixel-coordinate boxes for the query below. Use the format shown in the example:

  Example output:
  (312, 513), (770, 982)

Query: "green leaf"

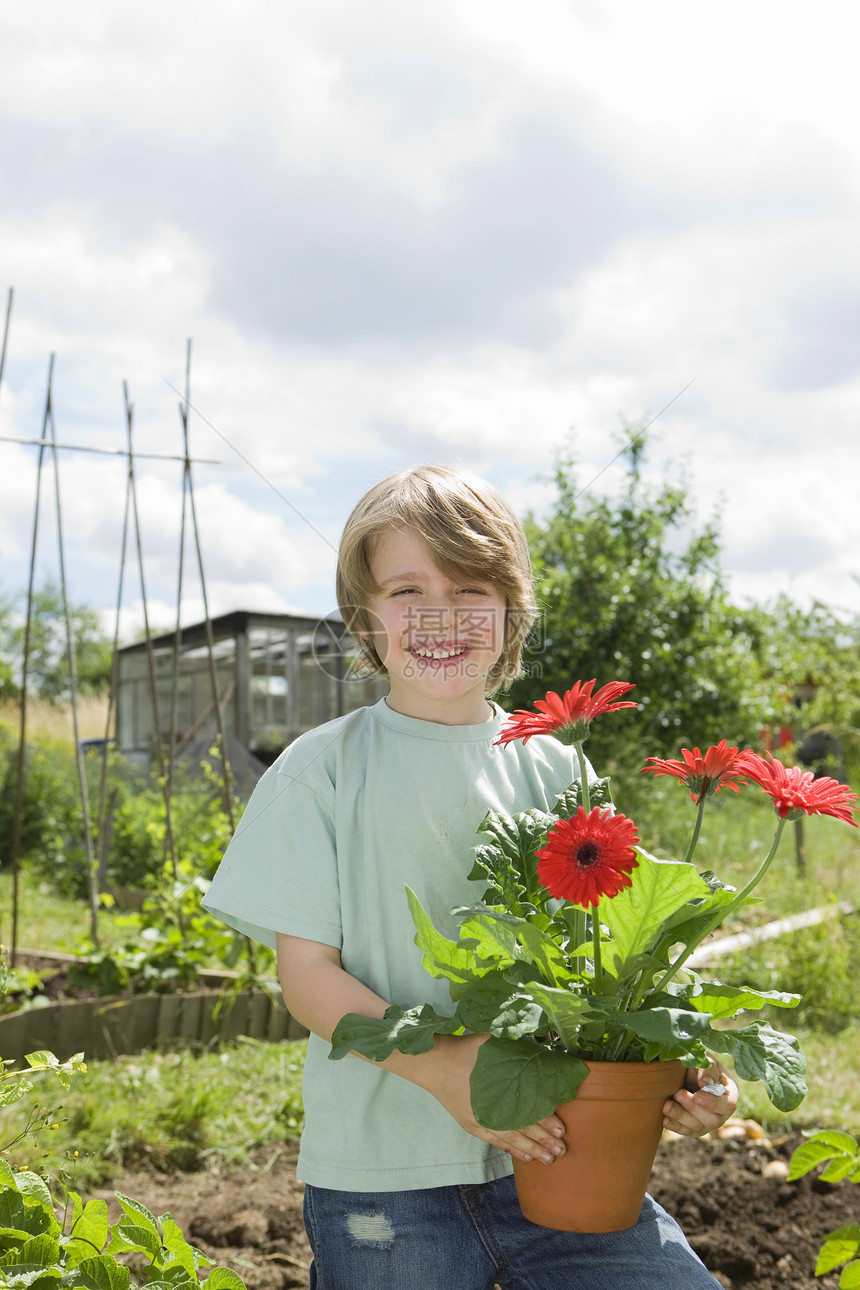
(456, 909), (519, 964)
(467, 839), (526, 905)
(622, 1006), (711, 1050)
(8, 1174), (54, 1217)
(552, 780), (584, 817)
(470, 1036), (589, 1130)
(655, 880), (738, 946)
(23, 1051), (58, 1069)
(152, 1262), (198, 1285)
(706, 1022), (807, 1111)
(814, 1226), (860, 1276)
(329, 1004), (461, 1062)
(456, 906), (570, 986)
(474, 809), (556, 907)
(405, 888), (487, 985)
(204, 1267), (248, 1288)
(552, 776), (613, 817)
(158, 1217), (198, 1280)
(115, 1220), (162, 1261)
(69, 1255), (132, 1289)
(0, 1186), (55, 1240)
(454, 975), (544, 1039)
(821, 1156), (860, 1184)
(515, 983), (588, 1051)
(808, 1129), (858, 1153)
(839, 1257), (860, 1289)
(600, 850), (712, 973)
(515, 922), (571, 987)
(65, 1198), (110, 1262)
(114, 1194), (158, 1239)
(0, 1232), (59, 1269)
(683, 980), (800, 1019)
(787, 1134), (854, 1180)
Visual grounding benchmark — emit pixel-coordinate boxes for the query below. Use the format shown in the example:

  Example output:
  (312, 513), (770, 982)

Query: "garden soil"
(95, 1129), (858, 1289)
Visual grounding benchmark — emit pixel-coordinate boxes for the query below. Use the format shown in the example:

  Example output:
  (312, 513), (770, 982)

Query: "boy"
(203, 465), (735, 1288)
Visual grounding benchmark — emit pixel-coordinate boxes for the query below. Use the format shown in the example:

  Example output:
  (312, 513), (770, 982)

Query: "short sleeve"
(201, 754), (342, 952)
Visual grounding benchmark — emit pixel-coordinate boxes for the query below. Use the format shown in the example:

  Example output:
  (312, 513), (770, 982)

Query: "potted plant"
(331, 680), (858, 1230)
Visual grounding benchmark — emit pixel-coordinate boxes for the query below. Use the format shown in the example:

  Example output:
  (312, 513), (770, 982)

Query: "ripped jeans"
(303, 1175), (721, 1289)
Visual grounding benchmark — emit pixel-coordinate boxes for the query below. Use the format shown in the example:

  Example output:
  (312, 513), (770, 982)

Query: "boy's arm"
(276, 932), (567, 1166)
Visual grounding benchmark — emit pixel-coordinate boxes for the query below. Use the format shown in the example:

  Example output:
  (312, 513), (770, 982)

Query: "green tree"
(759, 595), (860, 783)
(0, 578), (112, 700)
(0, 591), (16, 697)
(511, 434), (777, 772)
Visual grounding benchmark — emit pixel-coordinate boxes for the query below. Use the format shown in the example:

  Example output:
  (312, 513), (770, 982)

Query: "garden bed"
(0, 949), (306, 1063)
(91, 1131), (855, 1290)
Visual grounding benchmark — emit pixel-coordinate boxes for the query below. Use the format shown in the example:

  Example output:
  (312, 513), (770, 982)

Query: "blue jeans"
(303, 1175), (720, 1289)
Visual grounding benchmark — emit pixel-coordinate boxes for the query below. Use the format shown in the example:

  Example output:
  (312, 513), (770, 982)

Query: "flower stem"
(653, 815), (788, 995)
(569, 907), (587, 961)
(591, 908), (603, 994)
(575, 742), (590, 813)
(684, 793), (708, 864)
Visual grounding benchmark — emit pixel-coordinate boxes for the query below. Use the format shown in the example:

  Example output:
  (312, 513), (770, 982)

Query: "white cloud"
(1, 0), (859, 634)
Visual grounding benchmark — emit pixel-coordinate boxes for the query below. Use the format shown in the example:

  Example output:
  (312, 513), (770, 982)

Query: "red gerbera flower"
(535, 806), (641, 908)
(641, 740), (752, 802)
(496, 679), (637, 748)
(740, 752), (859, 826)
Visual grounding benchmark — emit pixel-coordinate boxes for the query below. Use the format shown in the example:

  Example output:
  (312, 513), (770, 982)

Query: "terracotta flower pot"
(511, 1058), (685, 1232)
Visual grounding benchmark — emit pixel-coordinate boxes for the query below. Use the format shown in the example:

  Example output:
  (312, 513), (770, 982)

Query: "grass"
(0, 862), (129, 955)
(3, 1039), (307, 1186)
(0, 694), (110, 744)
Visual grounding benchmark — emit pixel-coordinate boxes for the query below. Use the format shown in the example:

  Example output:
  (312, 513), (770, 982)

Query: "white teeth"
(412, 646), (466, 659)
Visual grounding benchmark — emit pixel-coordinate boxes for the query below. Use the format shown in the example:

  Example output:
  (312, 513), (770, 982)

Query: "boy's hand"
(423, 1033), (567, 1165)
(662, 1061), (738, 1137)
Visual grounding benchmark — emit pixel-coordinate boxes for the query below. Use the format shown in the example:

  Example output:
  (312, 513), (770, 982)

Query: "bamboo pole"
(165, 365), (191, 853)
(178, 340), (236, 831)
(0, 287), (12, 390)
(47, 371), (100, 944)
(94, 396), (135, 896)
(124, 381), (179, 880)
(8, 354), (51, 965)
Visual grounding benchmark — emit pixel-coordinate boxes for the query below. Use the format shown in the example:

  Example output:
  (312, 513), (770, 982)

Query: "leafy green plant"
(788, 1130), (860, 1287)
(1, 956), (246, 1287)
(1, 1050), (86, 1156)
(332, 682), (857, 1131)
(0, 729), (86, 893)
(70, 895), (270, 997)
(0, 1161), (245, 1288)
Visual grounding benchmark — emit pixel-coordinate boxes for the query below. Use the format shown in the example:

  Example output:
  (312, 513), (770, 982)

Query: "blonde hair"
(336, 465), (537, 693)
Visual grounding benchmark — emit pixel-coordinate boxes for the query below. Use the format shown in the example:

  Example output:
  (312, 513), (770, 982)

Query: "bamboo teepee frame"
(0, 287), (231, 960)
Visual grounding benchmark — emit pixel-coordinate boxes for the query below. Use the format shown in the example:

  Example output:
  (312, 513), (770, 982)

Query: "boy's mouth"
(408, 644), (470, 666)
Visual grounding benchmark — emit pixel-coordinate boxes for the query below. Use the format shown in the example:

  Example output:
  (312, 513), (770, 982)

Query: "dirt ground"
(95, 1129), (857, 1289)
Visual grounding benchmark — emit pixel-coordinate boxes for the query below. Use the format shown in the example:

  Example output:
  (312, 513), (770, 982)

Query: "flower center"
(575, 841), (600, 868)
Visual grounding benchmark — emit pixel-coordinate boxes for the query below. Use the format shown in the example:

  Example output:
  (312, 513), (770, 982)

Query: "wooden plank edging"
(0, 989), (308, 1066)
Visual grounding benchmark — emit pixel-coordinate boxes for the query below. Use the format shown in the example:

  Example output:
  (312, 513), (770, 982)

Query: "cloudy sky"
(1, 0), (858, 641)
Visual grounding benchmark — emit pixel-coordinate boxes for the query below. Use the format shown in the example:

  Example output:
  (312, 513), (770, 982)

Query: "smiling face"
(366, 525), (508, 725)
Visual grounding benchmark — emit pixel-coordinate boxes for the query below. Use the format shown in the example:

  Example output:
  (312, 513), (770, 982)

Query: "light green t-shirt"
(202, 698), (581, 1192)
